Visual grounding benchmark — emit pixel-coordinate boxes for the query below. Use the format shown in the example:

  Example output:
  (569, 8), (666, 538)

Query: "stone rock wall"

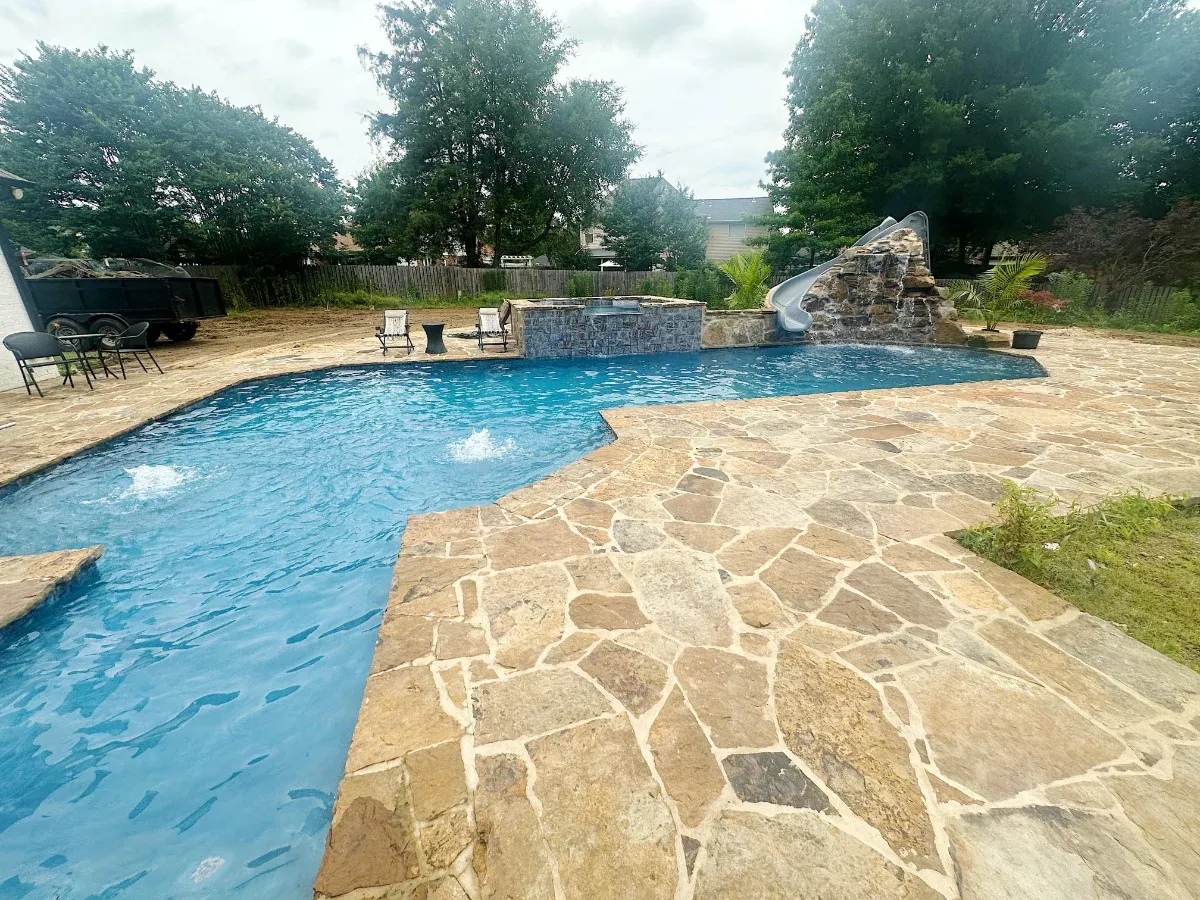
(701, 309), (782, 349)
(512, 298), (703, 359)
(801, 229), (966, 344)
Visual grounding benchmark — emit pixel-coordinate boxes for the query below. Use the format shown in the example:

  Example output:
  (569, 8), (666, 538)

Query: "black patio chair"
(98, 322), (163, 379)
(3, 331), (93, 397)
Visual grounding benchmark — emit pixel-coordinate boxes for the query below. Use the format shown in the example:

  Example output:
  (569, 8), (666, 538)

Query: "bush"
(718, 251), (773, 309)
(633, 275), (675, 297)
(481, 269), (507, 292)
(1047, 271), (1094, 307)
(1166, 289), (1200, 330)
(567, 273), (592, 298)
(675, 262), (730, 306)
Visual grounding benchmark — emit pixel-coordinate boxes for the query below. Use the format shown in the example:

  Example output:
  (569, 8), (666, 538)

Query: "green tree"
(753, 150), (876, 271)
(363, 0), (639, 267)
(600, 175), (707, 271)
(537, 225), (594, 270)
(763, 0), (1199, 271)
(0, 44), (345, 266)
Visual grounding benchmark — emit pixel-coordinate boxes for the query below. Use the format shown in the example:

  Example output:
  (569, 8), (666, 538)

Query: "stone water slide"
(768, 211), (963, 344)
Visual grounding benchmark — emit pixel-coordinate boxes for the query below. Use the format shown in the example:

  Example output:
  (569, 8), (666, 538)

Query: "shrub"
(717, 251), (772, 309)
(566, 273), (592, 298)
(675, 262), (729, 305)
(634, 275), (675, 297)
(1047, 271), (1094, 307)
(1166, 289), (1200, 330)
(1019, 289), (1066, 311)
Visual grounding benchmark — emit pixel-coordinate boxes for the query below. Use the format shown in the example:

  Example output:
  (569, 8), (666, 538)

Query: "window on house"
(583, 230), (595, 244)
(728, 223), (748, 240)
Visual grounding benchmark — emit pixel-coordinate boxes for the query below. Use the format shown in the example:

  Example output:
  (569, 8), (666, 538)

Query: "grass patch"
(958, 484), (1200, 673)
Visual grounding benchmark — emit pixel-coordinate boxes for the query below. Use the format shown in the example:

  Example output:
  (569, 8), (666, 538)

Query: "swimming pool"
(0, 345), (1043, 898)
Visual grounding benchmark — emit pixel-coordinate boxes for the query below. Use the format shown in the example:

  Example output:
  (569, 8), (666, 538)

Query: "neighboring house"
(580, 225), (616, 265)
(696, 197), (771, 263)
(580, 180), (771, 266)
(0, 167), (40, 391)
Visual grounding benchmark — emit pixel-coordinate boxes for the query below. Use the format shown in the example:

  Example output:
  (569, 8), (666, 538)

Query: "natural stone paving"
(0, 545), (104, 629)
(2, 321), (1198, 898)
(316, 332), (1200, 900)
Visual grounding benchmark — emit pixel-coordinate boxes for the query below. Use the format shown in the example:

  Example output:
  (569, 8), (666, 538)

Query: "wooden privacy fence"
(1085, 281), (1176, 322)
(185, 265), (689, 307)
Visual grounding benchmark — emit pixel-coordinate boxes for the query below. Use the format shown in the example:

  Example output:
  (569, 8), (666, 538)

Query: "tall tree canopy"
(0, 44), (345, 267)
(600, 176), (707, 271)
(359, 0), (639, 266)
(760, 0), (1200, 270)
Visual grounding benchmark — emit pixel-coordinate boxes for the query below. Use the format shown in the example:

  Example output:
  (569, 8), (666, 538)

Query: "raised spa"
(509, 296), (704, 358)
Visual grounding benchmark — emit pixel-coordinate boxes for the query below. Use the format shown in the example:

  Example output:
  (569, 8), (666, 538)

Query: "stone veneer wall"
(800, 228), (966, 344)
(511, 297), (704, 359)
(700, 309), (785, 349)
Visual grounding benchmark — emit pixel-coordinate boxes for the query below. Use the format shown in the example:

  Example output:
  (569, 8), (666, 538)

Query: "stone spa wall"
(801, 228), (966, 344)
(511, 297), (704, 359)
(699, 309), (787, 349)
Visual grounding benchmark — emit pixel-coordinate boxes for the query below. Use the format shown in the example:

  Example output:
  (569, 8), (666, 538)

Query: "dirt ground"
(152, 307), (482, 363)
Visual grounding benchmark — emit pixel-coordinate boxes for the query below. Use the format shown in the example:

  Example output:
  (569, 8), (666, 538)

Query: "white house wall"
(0, 243), (36, 390)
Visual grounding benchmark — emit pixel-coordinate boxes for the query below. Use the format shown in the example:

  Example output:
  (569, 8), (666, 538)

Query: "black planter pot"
(1011, 329), (1043, 350)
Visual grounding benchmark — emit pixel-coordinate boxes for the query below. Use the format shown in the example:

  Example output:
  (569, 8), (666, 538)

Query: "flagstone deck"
(317, 333), (1200, 900)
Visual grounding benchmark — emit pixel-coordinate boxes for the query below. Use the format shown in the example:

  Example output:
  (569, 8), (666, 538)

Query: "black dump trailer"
(24, 270), (226, 344)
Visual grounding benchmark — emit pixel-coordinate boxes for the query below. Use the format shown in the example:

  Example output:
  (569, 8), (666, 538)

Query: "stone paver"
(311, 331), (1200, 900)
(0, 545), (104, 629)
(3, 325), (1197, 898)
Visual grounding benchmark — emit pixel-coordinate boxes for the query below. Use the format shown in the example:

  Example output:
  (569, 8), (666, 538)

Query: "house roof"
(696, 196), (771, 222)
(0, 167), (32, 188)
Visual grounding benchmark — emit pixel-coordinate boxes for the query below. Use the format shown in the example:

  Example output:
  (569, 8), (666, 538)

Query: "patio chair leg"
(117, 351), (127, 380)
(19, 363), (40, 397)
(144, 348), (163, 374)
(132, 351), (148, 373)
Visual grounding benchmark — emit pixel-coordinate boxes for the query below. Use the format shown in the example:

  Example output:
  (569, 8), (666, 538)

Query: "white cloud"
(0, 0), (813, 196)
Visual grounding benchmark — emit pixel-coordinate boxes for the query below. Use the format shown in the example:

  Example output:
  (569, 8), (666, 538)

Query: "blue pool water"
(0, 345), (1043, 898)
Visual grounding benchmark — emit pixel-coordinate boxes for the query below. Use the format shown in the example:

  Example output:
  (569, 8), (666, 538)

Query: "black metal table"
(423, 322), (447, 355)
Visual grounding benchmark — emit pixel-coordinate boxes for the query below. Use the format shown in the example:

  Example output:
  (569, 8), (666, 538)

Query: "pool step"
(0, 545), (104, 630)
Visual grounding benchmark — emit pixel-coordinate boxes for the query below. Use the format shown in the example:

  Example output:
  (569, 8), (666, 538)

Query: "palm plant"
(947, 253), (1048, 331)
(718, 250), (773, 309)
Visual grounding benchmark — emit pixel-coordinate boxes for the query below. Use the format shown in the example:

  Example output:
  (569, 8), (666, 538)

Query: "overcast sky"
(0, 0), (812, 198)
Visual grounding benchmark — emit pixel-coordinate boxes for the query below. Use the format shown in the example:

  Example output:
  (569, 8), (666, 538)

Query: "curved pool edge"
(0, 343), (1047, 497)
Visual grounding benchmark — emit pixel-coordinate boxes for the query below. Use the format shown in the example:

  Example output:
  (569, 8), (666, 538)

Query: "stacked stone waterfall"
(798, 228), (967, 344)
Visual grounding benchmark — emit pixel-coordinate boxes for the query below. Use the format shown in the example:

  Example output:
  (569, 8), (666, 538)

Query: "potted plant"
(947, 254), (1048, 333)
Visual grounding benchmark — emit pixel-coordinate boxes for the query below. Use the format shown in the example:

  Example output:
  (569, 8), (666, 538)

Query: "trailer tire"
(162, 322), (199, 342)
(88, 316), (129, 340)
(46, 316), (87, 338)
